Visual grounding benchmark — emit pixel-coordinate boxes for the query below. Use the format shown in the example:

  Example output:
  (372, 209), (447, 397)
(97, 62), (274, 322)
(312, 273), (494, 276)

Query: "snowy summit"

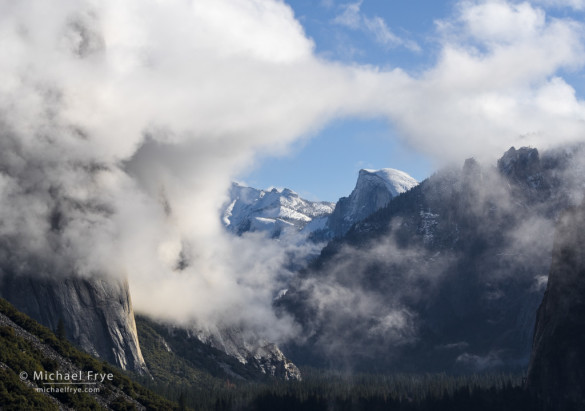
(222, 183), (335, 238)
(360, 168), (419, 198)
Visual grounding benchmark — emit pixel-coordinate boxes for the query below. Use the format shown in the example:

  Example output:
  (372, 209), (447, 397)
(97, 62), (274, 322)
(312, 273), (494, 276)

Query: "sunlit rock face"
(0, 273), (148, 374)
(205, 331), (302, 381)
(323, 168), (418, 240)
(527, 201), (585, 410)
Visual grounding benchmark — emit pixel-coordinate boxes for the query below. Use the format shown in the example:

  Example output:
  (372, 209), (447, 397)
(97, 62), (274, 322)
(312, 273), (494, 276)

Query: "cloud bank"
(0, 0), (402, 338)
(1, 0), (585, 344)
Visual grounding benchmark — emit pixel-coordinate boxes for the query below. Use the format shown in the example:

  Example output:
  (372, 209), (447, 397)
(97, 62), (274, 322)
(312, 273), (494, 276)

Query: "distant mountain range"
(222, 168), (418, 243)
(222, 184), (335, 239)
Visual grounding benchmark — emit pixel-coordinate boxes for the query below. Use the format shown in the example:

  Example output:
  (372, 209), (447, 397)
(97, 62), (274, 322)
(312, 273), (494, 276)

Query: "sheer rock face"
(323, 168), (418, 239)
(527, 202), (585, 409)
(0, 273), (148, 374)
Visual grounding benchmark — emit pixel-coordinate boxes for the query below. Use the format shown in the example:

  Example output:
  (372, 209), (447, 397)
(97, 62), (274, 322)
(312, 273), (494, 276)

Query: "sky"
(241, 0), (585, 201)
(3, 0), (585, 340)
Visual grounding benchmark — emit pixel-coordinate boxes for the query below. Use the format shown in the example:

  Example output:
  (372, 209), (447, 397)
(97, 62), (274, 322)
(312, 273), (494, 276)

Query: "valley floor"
(140, 368), (548, 411)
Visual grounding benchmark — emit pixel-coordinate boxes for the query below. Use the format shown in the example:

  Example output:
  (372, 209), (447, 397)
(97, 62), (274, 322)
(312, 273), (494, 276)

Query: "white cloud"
(0, 0), (407, 339)
(380, 0), (585, 163)
(460, 1), (546, 44)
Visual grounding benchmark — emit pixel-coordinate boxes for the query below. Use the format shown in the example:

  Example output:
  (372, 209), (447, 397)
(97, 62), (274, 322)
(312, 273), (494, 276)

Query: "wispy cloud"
(320, 0), (335, 9)
(334, 1), (362, 29)
(333, 1), (421, 51)
(533, 0), (585, 10)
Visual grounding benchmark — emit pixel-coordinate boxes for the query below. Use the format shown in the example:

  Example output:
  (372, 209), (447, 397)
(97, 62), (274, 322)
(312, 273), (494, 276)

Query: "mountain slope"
(136, 315), (301, 385)
(0, 297), (176, 410)
(280, 146), (583, 373)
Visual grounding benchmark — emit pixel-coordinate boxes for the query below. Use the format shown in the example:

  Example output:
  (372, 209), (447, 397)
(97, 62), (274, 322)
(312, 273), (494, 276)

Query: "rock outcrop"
(195, 326), (302, 381)
(527, 201), (585, 409)
(0, 273), (147, 374)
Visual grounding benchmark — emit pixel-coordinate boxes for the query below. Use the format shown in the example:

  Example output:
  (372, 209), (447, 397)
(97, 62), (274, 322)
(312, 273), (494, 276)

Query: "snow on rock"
(222, 167), (417, 244)
(362, 168), (419, 198)
(419, 209), (439, 245)
(222, 183), (335, 238)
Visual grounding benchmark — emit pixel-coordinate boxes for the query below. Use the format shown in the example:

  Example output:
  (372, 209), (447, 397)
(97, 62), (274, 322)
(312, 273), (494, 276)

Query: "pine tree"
(178, 391), (186, 411)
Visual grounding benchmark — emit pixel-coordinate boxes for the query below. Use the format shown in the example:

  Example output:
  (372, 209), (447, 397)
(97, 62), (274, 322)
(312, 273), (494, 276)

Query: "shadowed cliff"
(527, 201), (585, 409)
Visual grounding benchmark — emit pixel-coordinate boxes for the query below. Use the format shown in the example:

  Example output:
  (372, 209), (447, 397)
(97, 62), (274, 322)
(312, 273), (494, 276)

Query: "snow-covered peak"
(223, 168), (418, 242)
(266, 187), (298, 197)
(222, 183), (335, 237)
(320, 168), (419, 239)
(358, 168), (418, 197)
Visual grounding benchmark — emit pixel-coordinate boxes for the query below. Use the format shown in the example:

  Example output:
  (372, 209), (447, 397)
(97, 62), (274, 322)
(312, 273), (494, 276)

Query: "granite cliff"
(0, 273), (147, 374)
(316, 168), (418, 240)
(527, 201), (585, 409)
